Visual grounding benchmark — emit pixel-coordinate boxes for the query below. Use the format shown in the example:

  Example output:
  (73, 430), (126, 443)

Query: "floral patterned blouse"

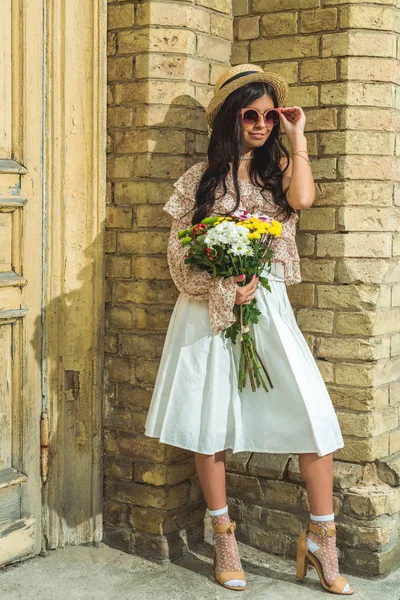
(163, 161), (301, 333)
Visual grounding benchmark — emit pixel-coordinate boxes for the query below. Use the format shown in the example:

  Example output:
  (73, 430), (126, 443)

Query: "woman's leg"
(298, 451), (333, 514)
(194, 450), (227, 510)
(298, 452), (348, 589)
(194, 450), (246, 588)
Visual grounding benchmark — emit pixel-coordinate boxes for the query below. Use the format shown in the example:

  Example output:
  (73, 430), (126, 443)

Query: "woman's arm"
(279, 107), (315, 211)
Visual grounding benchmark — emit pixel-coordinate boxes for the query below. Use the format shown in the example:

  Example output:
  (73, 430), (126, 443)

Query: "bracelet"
(292, 152), (311, 165)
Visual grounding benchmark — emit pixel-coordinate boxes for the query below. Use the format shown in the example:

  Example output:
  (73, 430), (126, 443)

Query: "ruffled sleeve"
(163, 163), (238, 333)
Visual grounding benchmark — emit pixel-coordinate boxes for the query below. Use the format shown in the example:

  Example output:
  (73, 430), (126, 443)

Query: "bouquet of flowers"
(178, 209), (282, 393)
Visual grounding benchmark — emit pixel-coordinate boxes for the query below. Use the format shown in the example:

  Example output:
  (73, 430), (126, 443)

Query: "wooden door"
(0, 0), (43, 566)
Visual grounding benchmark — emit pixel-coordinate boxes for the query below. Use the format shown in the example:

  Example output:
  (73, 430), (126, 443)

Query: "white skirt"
(144, 262), (344, 457)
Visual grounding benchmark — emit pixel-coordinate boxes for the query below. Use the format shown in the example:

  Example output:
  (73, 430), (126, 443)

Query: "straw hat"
(205, 63), (289, 130)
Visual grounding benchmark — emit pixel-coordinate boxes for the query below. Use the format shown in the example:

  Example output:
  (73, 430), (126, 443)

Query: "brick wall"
(104, 0), (233, 561)
(230, 0), (400, 576)
(104, 0), (400, 575)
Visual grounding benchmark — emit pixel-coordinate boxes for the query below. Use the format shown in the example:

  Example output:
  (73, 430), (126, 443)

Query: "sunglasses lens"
(242, 109), (259, 125)
(265, 110), (280, 126)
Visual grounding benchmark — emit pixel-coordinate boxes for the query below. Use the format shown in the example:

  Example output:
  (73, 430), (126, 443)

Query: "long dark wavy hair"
(191, 82), (294, 226)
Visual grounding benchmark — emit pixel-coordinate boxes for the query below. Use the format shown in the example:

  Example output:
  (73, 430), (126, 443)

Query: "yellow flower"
(271, 220), (282, 236)
(248, 231), (261, 239)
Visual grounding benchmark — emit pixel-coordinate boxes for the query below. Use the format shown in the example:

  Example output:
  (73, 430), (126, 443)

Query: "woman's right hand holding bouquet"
(233, 273), (258, 306)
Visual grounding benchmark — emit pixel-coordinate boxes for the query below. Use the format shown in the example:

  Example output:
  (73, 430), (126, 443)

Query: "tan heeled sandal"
(211, 520), (246, 591)
(296, 522), (355, 595)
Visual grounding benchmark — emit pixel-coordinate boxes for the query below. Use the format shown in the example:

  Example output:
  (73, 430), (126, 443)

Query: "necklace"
(239, 155), (253, 160)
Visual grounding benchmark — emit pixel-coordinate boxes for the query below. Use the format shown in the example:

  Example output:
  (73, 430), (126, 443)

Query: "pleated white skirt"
(144, 262), (344, 457)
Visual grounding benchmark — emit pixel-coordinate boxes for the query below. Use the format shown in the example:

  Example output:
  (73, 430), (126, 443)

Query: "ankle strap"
(211, 520), (236, 535)
(308, 521), (336, 537)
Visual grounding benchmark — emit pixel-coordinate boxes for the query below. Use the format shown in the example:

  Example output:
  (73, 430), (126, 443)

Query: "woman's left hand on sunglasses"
(277, 106), (306, 139)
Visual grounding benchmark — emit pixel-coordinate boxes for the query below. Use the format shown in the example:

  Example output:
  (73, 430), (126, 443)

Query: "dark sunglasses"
(240, 107), (281, 127)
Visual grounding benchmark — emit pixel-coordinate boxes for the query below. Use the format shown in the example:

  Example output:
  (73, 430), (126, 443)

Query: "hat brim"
(205, 72), (288, 130)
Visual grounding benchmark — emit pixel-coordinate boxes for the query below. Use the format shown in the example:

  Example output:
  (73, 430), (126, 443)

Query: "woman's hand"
(278, 106), (306, 140)
(233, 274), (258, 305)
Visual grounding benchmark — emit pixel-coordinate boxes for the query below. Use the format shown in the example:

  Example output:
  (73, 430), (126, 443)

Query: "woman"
(144, 64), (354, 595)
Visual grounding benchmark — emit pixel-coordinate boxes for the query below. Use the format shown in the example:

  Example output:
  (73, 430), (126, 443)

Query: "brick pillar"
(231, 0), (400, 577)
(105, 0), (233, 560)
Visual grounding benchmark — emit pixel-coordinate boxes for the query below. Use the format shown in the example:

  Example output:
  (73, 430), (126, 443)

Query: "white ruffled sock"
(209, 505), (246, 589)
(306, 512), (350, 593)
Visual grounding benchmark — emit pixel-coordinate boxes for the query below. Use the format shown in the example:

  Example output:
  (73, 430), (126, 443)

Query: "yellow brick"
(114, 181), (172, 206)
(324, 0), (393, 4)
(108, 3), (135, 29)
(340, 57), (398, 83)
(115, 281), (177, 305)
(335, 359), (400, 387)
(338, 156), (393, 181)
(297, 309), (334, 333)
(392, 283), (400, 307)
(108, 107), (133, 128)
(132, 154), (186, 180)
(136, 55), (209, 84)
(105, 230), (117, 254)
(237, 16), (260, 40)
(231, 41), (249, 65)
(320, 82), (393, 106)
(335, 309), (400, 336)
(394, 235), (400, 256)
(135, 257), (170, 280)
(233, 0), (249, 16)
(317, 284), (383, 310)
(318, 336), (390, 361)
(105, 332), (118, 354)
(105, 356), (132, 383)
(329, 385), (388, 412)
(340, 5), (395, 30)
(106, 306), (133, 330)
(211, 13), (233, 40)
(116, 81), (196, 105)
(106, 206), (133, 229)
(309, 158), (337, 180)
(136, 205), (170, 229)
(322, 32), (396, 58)
(286, 283), (315, 307)
(106, 255), (132, 279)
(301, 8), (337, 33)
(286, 85), (318, 107)
(136, 3), (210, 33)
(300, 258), (335, 282)
(134, 307), (172, 331)
(115, 129), (185, 154)
(107, 32), (117, 57)
(262, 12), (297, 37)
(339, 107), (393, 132)
(300, 58), (337, 82)
(338, 207), (400, 232)
(304, 108), (337, 131)
(118, 231), (169, 255)
(320, 131), (393, 156)
(389, 381), (400, 406)
(107, 156), (135, 179)
(317, 233), (391, 258)
(118, 28), (196, 55)
(316, 359), (334, 383)
(264, 61), (298, 85)
(107, 56), (133, 81)
(251, 36), (319, 61)
(335, 435), (389, 462)
(390, 430), (400, 454)
(195, 133), (209, 154)
(296, 232), (315, 256)
(337, 409), (397, 437)
(197, 0), (231, 13)
(253, 0), (319, 11)
(391, 332), (400, 357)
(316, 182), (392, 208)
(197, 34), (231, 62)
(299, 207), (336, 231)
